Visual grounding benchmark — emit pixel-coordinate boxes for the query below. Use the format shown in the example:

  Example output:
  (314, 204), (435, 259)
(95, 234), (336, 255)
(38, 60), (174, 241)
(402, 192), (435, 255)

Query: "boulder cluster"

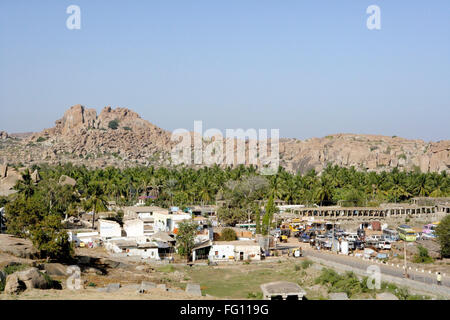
(0, 104), (448, 174)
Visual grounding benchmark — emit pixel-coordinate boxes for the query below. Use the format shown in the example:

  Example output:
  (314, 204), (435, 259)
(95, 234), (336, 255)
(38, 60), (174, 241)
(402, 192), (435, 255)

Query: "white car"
(378, 241), (391, 250)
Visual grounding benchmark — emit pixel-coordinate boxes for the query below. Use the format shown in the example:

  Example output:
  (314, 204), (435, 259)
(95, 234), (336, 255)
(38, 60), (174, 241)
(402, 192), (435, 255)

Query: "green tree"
(435, 215), (450, 258)
(30, 214), (74, 262)
(220, 228), (237, 241)
(412, 245), (433, 263)
(108, 119), (119, 130)
(254, 204), (261, 235)
(83, 182), (108, 229)
(176, 221), (198, 260)
(262, 194), (276, 235)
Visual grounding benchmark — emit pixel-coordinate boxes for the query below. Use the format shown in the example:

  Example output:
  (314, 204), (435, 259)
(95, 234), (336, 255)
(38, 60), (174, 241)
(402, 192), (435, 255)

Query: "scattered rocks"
(4, 274), (26, 294)
(16, 267), (50, 290)
(1, 104), (449, 173)
(185, 283), (202, 296)
(140, 281), (156, 291)
(157, 283), (167, 291)
(376, 292), (399, 300)
(96, 283), (121, 293)
(43, 263), (67, 276)
(0, 234), (39, 259)
(58, 175), (76, 187)
(328, 292), (349, 300)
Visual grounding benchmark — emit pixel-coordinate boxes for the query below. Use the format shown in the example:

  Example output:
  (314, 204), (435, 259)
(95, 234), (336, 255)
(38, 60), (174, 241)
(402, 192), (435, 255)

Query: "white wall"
(124, 219), (144, 237)
(234, 245), (261, 261)
(127, 248), (160, 260)
(209, 245), (235, 261)
(99, 220), (121, 238)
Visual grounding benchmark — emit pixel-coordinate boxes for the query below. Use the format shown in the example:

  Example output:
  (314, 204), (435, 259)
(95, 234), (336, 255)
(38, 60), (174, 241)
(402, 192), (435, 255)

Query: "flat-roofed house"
(98, 219), (122, 239)
(153, 210), (192, 233)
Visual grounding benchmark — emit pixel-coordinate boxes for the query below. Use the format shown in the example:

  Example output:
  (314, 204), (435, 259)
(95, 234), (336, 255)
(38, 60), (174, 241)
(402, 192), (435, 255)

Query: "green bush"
(3, 263), (29, 275)
(122, 126), (132, 131)
(413, 245), (434, 263)
(108, 119), (119, 130)
(247, 292), (263, 299)
(220, 228), (237, 241)
(315, 268), (369, 298)
(36, 137), (47, 142)
(301, 259), (313, 269)
(435, 215), (450, 258)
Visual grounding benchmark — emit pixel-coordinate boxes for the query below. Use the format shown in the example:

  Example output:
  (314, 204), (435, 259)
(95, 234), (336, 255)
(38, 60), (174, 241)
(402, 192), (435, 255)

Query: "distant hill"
(0, 104), (448, 173)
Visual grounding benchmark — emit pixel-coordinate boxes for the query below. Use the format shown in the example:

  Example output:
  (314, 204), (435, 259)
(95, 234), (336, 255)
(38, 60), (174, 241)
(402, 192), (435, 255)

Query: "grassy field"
(184, 258), (319, 299)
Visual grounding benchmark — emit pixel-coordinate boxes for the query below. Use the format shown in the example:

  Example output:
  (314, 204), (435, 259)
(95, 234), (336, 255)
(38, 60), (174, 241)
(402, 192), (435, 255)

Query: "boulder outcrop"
(0, 105), (448, 173)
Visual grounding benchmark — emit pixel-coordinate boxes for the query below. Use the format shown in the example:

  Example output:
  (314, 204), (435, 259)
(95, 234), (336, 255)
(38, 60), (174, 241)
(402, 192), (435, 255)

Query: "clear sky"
(0, 1), (449, 141)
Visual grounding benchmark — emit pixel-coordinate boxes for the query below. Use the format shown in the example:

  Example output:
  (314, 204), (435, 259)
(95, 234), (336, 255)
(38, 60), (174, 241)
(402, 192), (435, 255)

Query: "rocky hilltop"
(0, 104), (448, 174)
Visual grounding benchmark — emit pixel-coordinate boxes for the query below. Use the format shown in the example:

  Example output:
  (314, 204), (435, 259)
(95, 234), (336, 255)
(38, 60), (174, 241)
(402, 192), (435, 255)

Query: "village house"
(68, 231), (100, 247)
(153, 209), (192, 233)
(98, 219), (122, 239)
(123, 206), (167, 220)
(123, 206), (169, 236)
(208, 240), (262, 262)
(105, 238), (171, 260)
(123, 219), (144, 237)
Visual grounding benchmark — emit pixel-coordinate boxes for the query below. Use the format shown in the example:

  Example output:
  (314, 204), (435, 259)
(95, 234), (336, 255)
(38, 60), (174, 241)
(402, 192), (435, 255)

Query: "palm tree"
(83, 182), (108, 229)
(14, 169), (35, 200)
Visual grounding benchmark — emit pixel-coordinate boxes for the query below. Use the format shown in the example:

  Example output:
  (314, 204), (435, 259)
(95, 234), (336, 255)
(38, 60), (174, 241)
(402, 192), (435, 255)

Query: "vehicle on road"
(397, 225), (417, 242)
(298, 233), (310, 243)
(377, 241), (391, 250)
(383, 228), (399, 242)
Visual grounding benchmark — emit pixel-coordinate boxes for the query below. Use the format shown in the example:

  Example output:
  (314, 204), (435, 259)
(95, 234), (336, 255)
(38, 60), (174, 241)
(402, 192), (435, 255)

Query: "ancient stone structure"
(279, 204), (437, 220)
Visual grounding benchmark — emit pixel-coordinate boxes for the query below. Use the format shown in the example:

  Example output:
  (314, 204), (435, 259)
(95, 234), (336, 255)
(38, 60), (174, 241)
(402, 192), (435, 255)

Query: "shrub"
(36, 137), (47, 142)
(413, 245), (434, 263)
(247, 292), (263, 299)
(435, 215), (450, 258)
(301, 259), (313, 269)
(315, 268), (368, 298)
(3, 263), (29, 275)
(220, 228), (237, 241)
(108, 119), (119, 130)
(122, 126), (132, 131)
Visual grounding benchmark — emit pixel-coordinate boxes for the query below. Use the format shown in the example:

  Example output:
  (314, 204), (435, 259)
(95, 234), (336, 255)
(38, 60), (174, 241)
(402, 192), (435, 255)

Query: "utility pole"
(403, 240), (408, 278)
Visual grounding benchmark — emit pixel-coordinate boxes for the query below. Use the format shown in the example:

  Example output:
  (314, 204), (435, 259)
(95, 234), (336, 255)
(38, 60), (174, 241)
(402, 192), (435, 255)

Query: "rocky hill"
(0, 104), (448, 174)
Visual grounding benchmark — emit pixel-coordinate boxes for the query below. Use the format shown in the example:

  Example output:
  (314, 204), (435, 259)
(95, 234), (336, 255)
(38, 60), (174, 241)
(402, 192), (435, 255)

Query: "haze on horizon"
(0, 1), (449, 142)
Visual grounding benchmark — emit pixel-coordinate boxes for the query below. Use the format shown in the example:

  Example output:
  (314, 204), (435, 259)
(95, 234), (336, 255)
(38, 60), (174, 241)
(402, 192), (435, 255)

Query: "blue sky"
(0, 0), (449, 141)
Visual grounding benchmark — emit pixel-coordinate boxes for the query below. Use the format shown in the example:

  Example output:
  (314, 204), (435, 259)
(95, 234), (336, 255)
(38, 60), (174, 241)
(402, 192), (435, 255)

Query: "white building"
(209, 241), (262, 262)
(153, 211), (192, 233)
(68, 231), (100, 246)
(124, 219), (144, 238)
(98, 219), (122, 239)
(105, 238), (161, 260)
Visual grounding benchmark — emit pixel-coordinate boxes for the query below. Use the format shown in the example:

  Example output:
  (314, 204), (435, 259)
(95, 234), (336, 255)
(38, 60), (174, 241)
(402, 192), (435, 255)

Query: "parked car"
(345, 233), (359, 242)
(422, 233), (437, 240)
(298, 233), (310, 243)
(377, 241), (391, 250)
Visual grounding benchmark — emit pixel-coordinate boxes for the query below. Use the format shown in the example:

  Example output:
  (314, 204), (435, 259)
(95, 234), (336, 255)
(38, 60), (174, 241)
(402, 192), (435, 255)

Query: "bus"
(382, 228), (399, 242)
(397, 225), (417, 242)
(422, 223), (438, 235)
